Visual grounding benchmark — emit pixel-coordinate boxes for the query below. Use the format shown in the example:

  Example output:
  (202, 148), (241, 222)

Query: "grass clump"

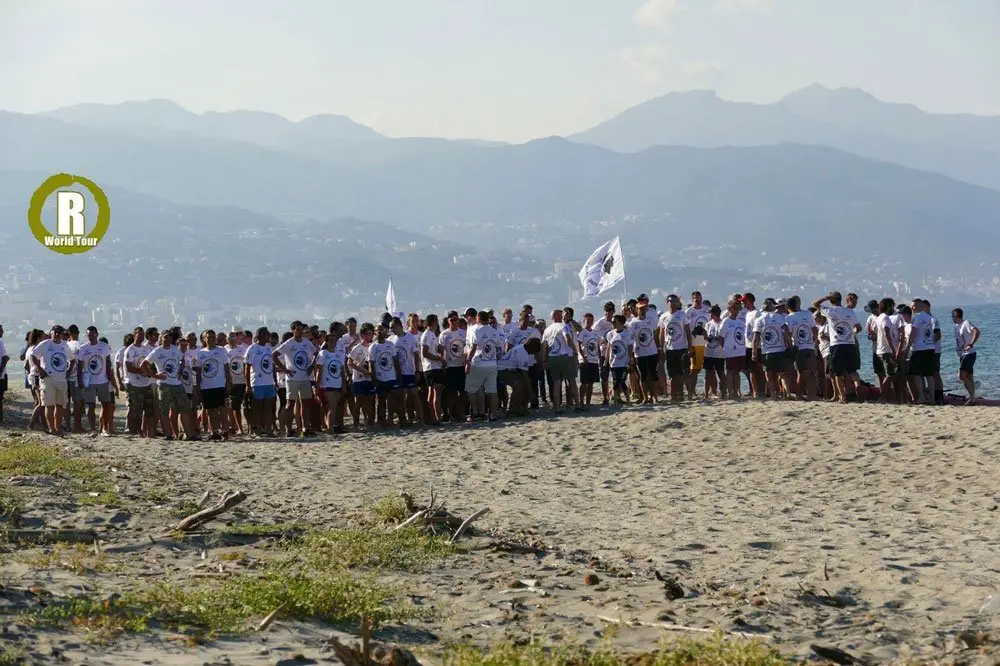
(441, 635), (790, 666)
(297, 527), (455, 570)
(18, 543), (107, 574)
(0, 643), (25, 666)
(368, 493), (409, 525)
(0, 439), (116, 505)
(0, 485), (23, 524)
(35, 569), (417, 639)
(224, 522), (305, 536)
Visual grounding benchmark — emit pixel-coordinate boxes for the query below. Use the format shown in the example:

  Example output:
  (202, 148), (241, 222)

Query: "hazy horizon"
(3, 0), (998, 142)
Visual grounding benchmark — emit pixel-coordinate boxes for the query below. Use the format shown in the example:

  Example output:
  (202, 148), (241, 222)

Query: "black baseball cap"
(637, 293), (649, 302)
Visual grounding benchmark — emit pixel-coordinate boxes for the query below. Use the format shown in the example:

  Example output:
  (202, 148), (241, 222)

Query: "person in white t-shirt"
(63, 324), (82, 432)
(439, 313), (468, 423)
(703, 305), (726, 399)
(752, 298), (789, 399)
(812, 291), (862, 403)
(719, 300), (745, 399)
(951, 308), (980, 404)
(420, 314), (445, 425)
(923, 300), (944, 404)
(685, 291), (710, 399)
(902, 300), (936, 404)
(658, 295), (691, 404)
(506, 311), (543, 409)
(784, 296), (818, 401)
(391, 317), (423, 425)
(347, 323), (376, 427)
(123, 327), (154, 436)
(369, 324), (406, 428)
(195, 329), (233, 440)
(315, 323), (346, 433)
(74, 326), (116, 435)
(273, 322), (318, 437)
(576, 313), (602, 408)
(143, 330), (196, 441)
(542, 309), (580, 414)
(629, 303), (660, 404)
(226, 331), (250, 436)
(465, 310), (501, 421)
(31, 326), (73, 434)
(244, 327), (277, 436)
(605, 314), (635, 405)
(592, 302), (616, 405)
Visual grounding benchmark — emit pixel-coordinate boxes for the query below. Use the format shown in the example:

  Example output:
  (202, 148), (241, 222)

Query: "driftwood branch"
(174, 490), (248, 531)
(597, 615), (772, 640)
(450, 507), (490, 543)
(394, 509), (428, 531)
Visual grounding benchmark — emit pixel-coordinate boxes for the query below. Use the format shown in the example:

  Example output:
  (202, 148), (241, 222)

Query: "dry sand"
(2, 391), (1000, 664)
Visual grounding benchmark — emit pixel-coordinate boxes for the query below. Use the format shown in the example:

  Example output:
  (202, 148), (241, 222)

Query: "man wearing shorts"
(658, 295), (691, 403)
(784, 296), (817, 400)
(752, 298), (789, 399)
(465, 310), (501, 421)
(951, 308), (980, 404)
(31, 326), (71, 434)
(439, 312), (467, 422)
(272, 322), (317, 437)
(592, 302), (615, 405)
(685, 291), (710, 400)
(542, 309), (580, 414)
(629, 302), (660, 404)
(75, 326), (116, 435)
(813, 292), (861, 403)
(721, 300), (746, 399)
(903, 300), (936, 404)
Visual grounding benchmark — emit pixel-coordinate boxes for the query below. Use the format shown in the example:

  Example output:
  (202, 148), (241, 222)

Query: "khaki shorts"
(83, 383), (113, 405)
(286, 379), (313, 402)
(465, 364), (498, 395)
(158, 383), (188, 416)
(41, 377), (69, 407)
(547, 355), (575, 383)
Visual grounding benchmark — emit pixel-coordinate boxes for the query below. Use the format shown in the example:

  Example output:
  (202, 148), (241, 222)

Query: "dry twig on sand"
(173, 490), (248, 532)
(450, 507), (490, 543)
(597, 615), (773, 640)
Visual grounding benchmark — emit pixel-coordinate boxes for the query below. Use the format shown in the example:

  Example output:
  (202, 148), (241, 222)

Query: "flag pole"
(618, 235), (628, 300)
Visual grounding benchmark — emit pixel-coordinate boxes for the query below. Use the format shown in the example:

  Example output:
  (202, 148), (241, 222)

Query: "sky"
(1, 0), (998, 141)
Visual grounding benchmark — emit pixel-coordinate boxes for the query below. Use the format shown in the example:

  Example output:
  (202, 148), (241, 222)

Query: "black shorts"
(933, 352), (941, 374)
(445, 366), (466, 393)
(703, 357), (725, 375)
(763, 352), (787, 374)
(610, 367), (629, 391)
(879, 353), (901, 377)
(960, 352), (976, 375)
(745, 348), (761, 372)
(0, 376), (7, 394)
(579, 362), (599, 385)
(424, 368), (445, 386)
(795, 348), (816, 373)
(908, 349), (936, 378)
(872, 353), (886, 378)
(229, 383), (247, 408)
(830, 344), (859, 377)
(600, 362), (610, 382)
(665, 349), (688, 379)
(201, 387), (227, 410)
(636, 354), (659, 382)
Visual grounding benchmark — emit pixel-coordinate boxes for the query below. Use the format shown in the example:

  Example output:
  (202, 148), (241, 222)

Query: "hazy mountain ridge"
(569, 85), (1000, 191)
(4, 110), (1000, 269)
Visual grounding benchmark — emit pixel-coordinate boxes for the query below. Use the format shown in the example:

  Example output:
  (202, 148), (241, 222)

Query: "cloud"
(633, 0), (685, 32)
(619, 44), (672, 83)
(713, 0), (776, 14)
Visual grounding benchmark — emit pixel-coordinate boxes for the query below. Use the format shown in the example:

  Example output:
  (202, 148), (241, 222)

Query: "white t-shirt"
(348, 342), (371, 383)
(498, 322), (516, 341)
(659, 310), (688, 351)
(181, 349), (197, 393)
(542, 323), (573, 357)
(227, 344), (249, 385)
(875, 313), (902, 356)
(930, 316), (942, 354)
(785, 311), (817, 351)
(65, 339), (82, 371)
(124, 343), (151, 388)
(439, 329), (467, 368)
(954, 320), (976, 357)
(317, 348), (345, 390)
(196, 347), (230, 390)
(822, 306), (859, 347)
(506, 326), (541, 367)
(577, 329), (601, 364)
(114, 347), (127, 383)
(755, 312), (787, 355)
(743, 309), (760, 349)
(685, 306), (710, 346)
(32, 339), (72, 378)
(704, 319), (725, 359)
(909, 311), (936, 352)
(818, 323), (832, 358)
(77, 342), (112, 385)
(592, 318), (614, 359)
(144, 345), (183, 387)
(628, 317), (657, 358)
(420, 330), (442, 371)
(466, 325), (501, 367)
(721, 317), (745, 358)
(244, 343), (275, 387)
(498, 345), (532, 371)
(606, 329), (634, 368)
(335, 333), (358, 356)
(273, 338), (317, 382)
(368, 341), (399, 382)
(390, 332), (419, 375)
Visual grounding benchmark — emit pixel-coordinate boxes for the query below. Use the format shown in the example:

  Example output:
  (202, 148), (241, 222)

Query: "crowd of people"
(0, 290), (984, 439)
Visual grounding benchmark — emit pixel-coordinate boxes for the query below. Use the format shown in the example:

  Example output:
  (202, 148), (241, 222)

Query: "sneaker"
(164, 435), (175, 441)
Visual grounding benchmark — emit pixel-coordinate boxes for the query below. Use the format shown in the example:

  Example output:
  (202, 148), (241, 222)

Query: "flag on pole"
(578, 236), (626, 298)
(385, 277), (397, 314)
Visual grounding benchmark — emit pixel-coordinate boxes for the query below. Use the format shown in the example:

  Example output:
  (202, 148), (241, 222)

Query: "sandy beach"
(2, 389), (999, 665)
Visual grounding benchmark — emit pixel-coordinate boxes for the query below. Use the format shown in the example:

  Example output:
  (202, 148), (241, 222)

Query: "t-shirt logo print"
(163, 359), (178, 378)
(834, 322), (851, 339)
(50, 352), (67, 372)
(230, 357), (245, 373)
(377, 351), (393, 372)
(586, 339), (599, 357)
(636, 328), (652, 346)
(763, 328), (776, 345)
(735, 329), (745, 345)
(449, 340), (463, 359)
(292, 350), (310, 371)
(610, 340), (626, 358)
(667, 323), (682, 342)
(326, 360), (340, 380)
(923, 325), (934, 344)
(260, 357), (272, 373)
(203, 358), (220, 378)
(795, 326), (810, 344)
(549, 336), (563, 354)
(88, 355), (104, 375)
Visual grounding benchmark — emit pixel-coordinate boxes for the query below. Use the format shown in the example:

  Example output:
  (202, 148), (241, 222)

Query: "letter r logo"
(56, 191), (86, 236)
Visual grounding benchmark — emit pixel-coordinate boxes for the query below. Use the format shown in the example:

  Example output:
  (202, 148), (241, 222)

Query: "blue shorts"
(400, 374), (417, 389)
(252, 384), (277, 400)
(376, 379), (398, 395)
(353, 380), (376, 397)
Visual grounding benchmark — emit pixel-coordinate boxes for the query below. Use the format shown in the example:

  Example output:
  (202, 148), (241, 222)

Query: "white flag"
(578, 236), (626, 298)
(386, 278), (397, 314)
